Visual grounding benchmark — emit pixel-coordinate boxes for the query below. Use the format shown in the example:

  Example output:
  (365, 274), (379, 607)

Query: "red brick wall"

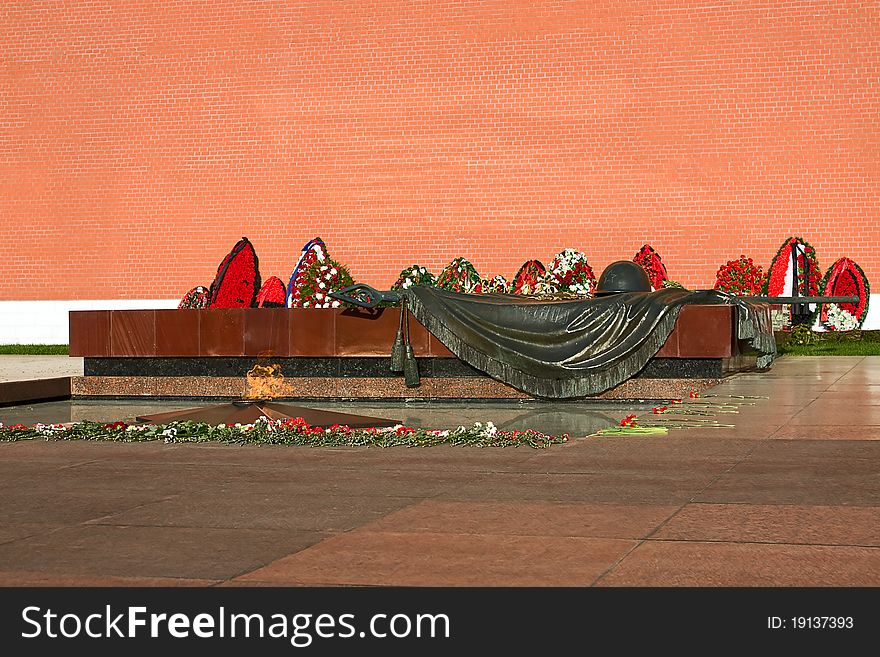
(2, 1), (877, 300)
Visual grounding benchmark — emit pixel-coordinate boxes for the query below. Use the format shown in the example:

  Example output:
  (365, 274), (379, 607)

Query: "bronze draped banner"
(403, 287), (776, 399)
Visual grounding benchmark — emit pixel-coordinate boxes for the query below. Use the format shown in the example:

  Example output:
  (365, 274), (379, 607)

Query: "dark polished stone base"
(83, 356), (731, 380)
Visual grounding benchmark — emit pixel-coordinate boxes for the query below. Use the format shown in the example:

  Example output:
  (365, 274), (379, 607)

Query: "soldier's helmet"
(594, 261), (651, 296)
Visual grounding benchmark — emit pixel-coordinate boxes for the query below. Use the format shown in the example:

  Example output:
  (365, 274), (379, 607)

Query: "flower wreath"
(763, 236), (821, 297)
(818, 257), (870, 331)
(548, 248), (596, 295)
(391, 265), (436, 290)
(511, 259), (547, 295)
(435, 257), (482, 293)
(287, 237), (329, 307)
(255, 276), (287, 308)
(178, 285), (210, 309)
(208, 237), (261, 308)
(763, 236), (821, 324)
(481, 275), (510, 294)
(714, 255), (765, 296)
(633, 244), (668, 290)
(293, 259), (355, 308)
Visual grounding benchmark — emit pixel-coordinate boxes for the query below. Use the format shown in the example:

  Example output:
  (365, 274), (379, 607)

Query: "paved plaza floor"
(0, 355), (878, 586)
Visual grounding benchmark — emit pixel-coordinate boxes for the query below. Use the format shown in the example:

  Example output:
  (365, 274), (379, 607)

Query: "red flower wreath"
(178, 285), (210, 309)
(633, 244), (668, 290)
(287, 237), (329, 308)
(294, 259), (355, 308)
(548, 248), (596, 295)
(435, 257), (482, 293)
(255, 276), (287, 308)
(763, 236), (821, 325)
(208, 237), (261, 308)
(763, 236), (821, 297)
(818, 257), (870, 330)
(511, 259), (547, 295)
(714, 255), (765, 296)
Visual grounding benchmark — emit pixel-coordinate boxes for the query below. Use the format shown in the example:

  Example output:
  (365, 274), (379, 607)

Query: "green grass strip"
(778, 341), (880, 356)
(0, 344), (69, 355)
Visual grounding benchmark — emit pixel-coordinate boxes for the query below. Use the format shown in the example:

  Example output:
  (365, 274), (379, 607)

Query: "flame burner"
(136, 362), (400, 427)
(245, 362), (290, 400)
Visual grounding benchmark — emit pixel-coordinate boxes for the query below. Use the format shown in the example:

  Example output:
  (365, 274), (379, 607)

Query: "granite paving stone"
(695, 473), (880, 506)
(0, 525), (328, 581)
(437, 471), (721, 505)
(358, 500), (679, 539)
(0, 572), (218, 587)
(85, 492), (421, 532)
(233, 532), (639, 586)
(0, 490), (179, 525)
(770, 425), (880, 440)
(597, 541), (880, 586)
(0, 523), (63, 546)
(653, 503), (880, 546)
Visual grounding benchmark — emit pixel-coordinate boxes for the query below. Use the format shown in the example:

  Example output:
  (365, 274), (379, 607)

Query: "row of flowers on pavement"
(600, 390), (759, 436)
(0, 417), (568, 449)
(2, 390), (772, 443)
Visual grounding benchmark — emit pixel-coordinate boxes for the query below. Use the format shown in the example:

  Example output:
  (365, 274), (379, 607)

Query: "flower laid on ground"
(287, 237), (329, 307)
(594, 414), (668, 436)
(435, 257), (482, 293)
(391, 265), (436, 290)
(511, 259), (547, 295)
(652, 405), (669, 414)
(480, 275), (510, 294)
(177, 285), (210, 309)
(548, 248), (596, 295)
(714, 255), (764, 295)
(0, 417), (568, 449)
(32, 423), (67, 436)
(689, 389), (700, 398)
(818, 257), (870, 331)
(633, 244), (668, 290)
(292, 258), (355, 308)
